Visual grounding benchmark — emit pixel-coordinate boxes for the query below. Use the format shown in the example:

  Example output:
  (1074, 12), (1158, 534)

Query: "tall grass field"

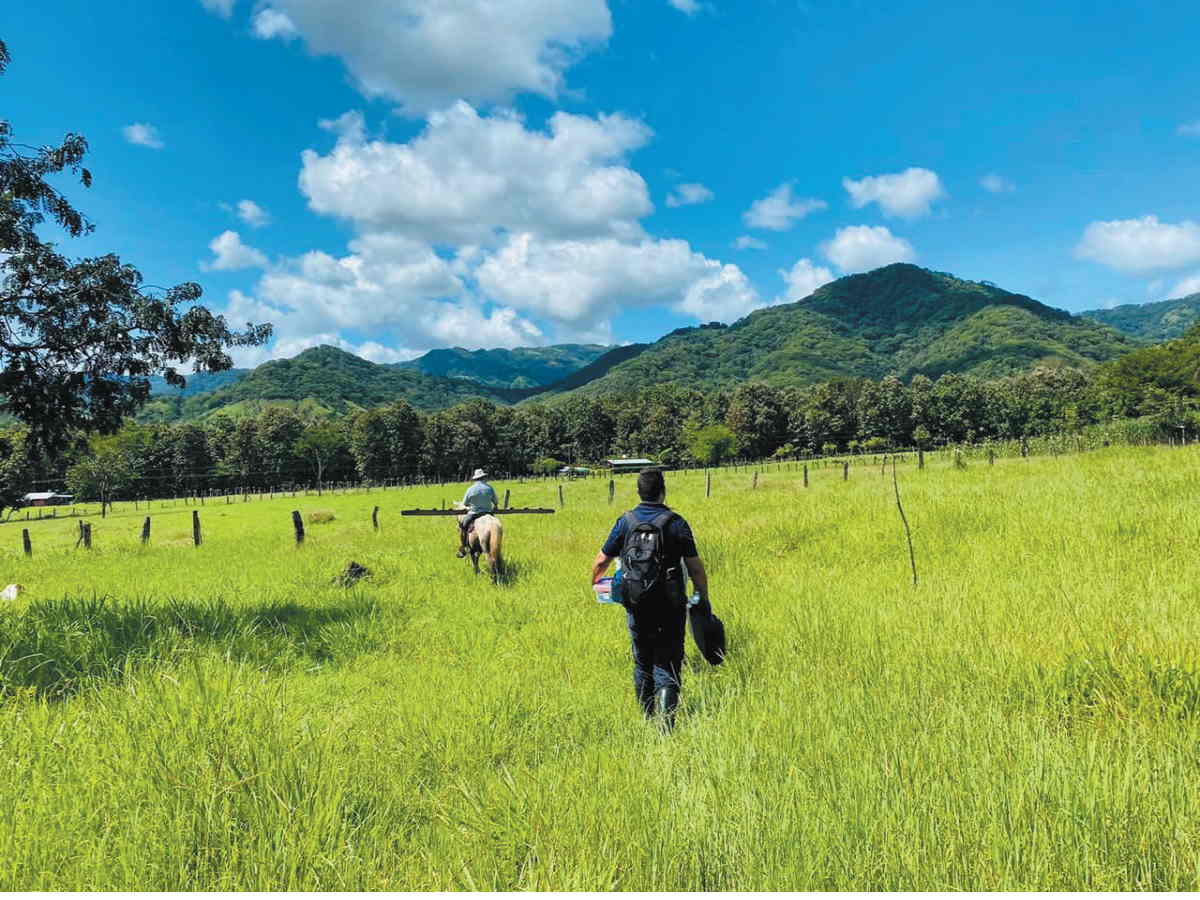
(1, 446), (1199, 889)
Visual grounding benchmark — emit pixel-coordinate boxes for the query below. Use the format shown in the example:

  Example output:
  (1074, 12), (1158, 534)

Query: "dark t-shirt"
(601, 502), (698, 561)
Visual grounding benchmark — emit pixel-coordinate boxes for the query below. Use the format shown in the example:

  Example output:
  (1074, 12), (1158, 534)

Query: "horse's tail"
(488, 517), (503, 574)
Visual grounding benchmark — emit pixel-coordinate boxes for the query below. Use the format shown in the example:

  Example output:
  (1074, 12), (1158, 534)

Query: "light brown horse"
(459, 512), (504, 582)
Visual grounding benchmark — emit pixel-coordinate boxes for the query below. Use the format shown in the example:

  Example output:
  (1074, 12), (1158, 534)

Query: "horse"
(459, 512), (504, 582)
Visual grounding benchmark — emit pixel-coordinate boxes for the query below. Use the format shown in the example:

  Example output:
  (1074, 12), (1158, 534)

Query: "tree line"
(3, 356), (1196, 510)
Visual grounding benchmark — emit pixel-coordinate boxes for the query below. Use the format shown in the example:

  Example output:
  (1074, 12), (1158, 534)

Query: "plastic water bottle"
(688, 591), (701, 608)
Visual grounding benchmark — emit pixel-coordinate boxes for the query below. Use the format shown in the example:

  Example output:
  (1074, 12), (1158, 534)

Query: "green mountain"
(1079, 294), (1200, 342)
(394, 344), (610, 388)
(133, 265), (1143, 421)
(534, 264), (1138, 400)
(148, 369), (249, 397)
(168, 346), (523, 418)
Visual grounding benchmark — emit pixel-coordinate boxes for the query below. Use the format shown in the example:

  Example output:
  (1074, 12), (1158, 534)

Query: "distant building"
(559, 466), (591, 478)
(22, 492), (73, 507)
(607, 458), (660, 475)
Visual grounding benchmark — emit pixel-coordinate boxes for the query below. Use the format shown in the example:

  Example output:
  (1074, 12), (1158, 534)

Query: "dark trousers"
(626, 600), (687, 717)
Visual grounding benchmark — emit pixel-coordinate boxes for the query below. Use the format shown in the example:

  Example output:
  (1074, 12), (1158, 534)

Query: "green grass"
(2, 447), (1200, 888)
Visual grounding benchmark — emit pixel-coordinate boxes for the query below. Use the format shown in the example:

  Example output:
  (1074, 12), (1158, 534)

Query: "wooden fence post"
(843, 461), (849, 481)
(292, 510), (305, 545)
(503, 489), (511, 509)
(607, 480), (615, 504)
(752, 472), (758, 490)
(372, 506), (380, 531)
(918, 449), (925, 470)
(83, 522), (92, 549)
(558, 484), (565, 508)
(706, 470), (712, 498)
(803, 464), (809, 488)
(22, 528), (31, 557)
(141, 516), (151, 545)
(192, 510), (202, 547)
(988, 449), (995, 466)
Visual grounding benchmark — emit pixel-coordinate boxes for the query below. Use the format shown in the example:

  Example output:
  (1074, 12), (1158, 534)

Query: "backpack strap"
(650, 510), (677, 530)
(622, 511), (639, 534)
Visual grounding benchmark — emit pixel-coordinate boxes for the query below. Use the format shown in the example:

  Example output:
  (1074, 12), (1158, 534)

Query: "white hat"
(471, 468), (487, 480)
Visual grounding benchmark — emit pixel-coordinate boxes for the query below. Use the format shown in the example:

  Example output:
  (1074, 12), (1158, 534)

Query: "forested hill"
(135, 265), (1143, 421)
(534, 264), (1138, 400)
(148, 369), (248, 397)
(138, 346), (525, 421)
(393, 344), (611, 388)
(1079, 293), (1200, 342)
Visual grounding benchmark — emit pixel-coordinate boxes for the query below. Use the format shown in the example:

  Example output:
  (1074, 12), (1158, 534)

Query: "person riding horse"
(456, 468), (498, 558)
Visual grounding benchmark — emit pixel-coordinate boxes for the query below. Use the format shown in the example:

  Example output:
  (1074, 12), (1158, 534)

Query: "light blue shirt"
(461, 481), (498, 513)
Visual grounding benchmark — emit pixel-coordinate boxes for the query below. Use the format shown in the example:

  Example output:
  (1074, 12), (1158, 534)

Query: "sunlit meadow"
(1, 445), (1199, 889)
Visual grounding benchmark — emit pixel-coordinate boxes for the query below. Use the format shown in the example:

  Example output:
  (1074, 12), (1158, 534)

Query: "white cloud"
(225, 234), (547, 365)
(252, 7), (298, 39)
(205, 231), (268, 270)
(666, 183), (714, 207)
(980, 173), (1015, 193)
(1170, 274), (1200, 298)
(668, 0), (701, 13)
(1076, 216), (1200, 272)
(843, 167), (945, 219)
(122, 123), (164, 149)
(199, 0), (235, 18)
(241, 0), (611, 114)
(743, 183), (826, 231)
(734, 235), (767, 250)
(779, 258), (835, 301)
(1178, 121), (1200, 137)
(234, 199), (271, 228)
(474, 232), (762, 326)
(822, 225), (916, 272)
(299, 103), (652, 245)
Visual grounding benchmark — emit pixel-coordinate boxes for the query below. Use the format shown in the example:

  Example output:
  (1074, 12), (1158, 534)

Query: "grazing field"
(2, 447), (1200, 889)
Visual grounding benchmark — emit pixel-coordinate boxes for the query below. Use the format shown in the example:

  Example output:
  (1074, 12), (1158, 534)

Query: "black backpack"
(618, 510), (680, 610)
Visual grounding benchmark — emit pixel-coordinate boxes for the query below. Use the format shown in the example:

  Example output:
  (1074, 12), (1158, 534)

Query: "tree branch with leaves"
(0, 38), (271, 455)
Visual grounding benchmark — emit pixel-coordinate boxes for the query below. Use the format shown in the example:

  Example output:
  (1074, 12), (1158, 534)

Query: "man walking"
(457, 468), (497, 558)
(590, 468), (710, 731)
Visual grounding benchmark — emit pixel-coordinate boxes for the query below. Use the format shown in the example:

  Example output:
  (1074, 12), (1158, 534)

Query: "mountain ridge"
(138, 264), (1153, 420)
(1080, 293), (1200, 342)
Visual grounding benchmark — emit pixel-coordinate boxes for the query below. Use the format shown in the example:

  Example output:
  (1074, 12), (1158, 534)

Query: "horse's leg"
(470, 538), (481, 575)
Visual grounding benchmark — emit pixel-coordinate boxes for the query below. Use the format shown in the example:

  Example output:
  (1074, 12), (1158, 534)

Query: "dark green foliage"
(685, 423), (736, 466)
(0, 428), (35, 516)
(532, 457), (563, 475)
(395, 344), (610, 388)
(1094, 324), (1200, 424)
(349, 401), (422, 482)
(1081, 294), (1200, 342)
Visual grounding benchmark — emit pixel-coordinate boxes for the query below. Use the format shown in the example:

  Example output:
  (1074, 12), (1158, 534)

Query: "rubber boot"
(638, 686), (656, 719)
(654, 686), (679, 733)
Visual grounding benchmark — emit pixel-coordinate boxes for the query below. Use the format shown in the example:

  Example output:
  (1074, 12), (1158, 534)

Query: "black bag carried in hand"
(618, 510), (679, 610)
(688, 594), (726, 665)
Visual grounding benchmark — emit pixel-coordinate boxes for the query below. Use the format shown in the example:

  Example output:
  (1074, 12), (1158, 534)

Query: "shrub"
(532, 457), (563, 476)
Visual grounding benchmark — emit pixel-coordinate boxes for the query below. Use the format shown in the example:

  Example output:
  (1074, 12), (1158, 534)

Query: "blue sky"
(5, 0), (1200, 364)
